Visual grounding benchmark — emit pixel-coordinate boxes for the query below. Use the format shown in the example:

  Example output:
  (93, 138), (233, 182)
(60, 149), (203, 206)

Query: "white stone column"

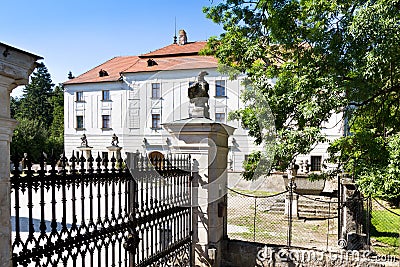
(0, 43), (40, 267)
(0, 79), (18, 267)
(163, 118), (235, 267)
(78, 147), (93, 169)
(0, 116), (17, 267)
(107, 146), (123, 162)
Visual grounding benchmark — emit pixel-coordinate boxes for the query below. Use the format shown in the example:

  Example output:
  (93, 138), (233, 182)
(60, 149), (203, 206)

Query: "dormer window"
(147, 59), (158, 67)
(99, 69), (109, 77)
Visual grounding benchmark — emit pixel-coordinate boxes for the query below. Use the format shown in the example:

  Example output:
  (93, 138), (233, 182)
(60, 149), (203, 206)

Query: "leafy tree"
(204, 0), (400, 204)
(49, 85), (64, 138)
(19, 62), (54, 126)
(47, 84), (65, 156)
(10, 64), (64, 162)
(11, 118), (49, 161)
(10, 96), (20, 118)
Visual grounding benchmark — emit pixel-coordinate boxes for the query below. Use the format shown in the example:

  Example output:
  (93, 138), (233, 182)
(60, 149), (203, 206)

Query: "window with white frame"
(76, 91), (84, 102)
(76, 116), (84, 129)
(152, 83), (161, 99)
(152, 114), (161, 129)
(102, 115), (111, 129)
(311, 156), (322, 171)
(215, 113), (225, 123)
(102, 90), (110, 101)
(215, 80), (226, 97)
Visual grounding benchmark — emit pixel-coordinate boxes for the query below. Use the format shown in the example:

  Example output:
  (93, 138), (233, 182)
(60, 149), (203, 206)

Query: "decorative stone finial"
(188, 71), (210, 118)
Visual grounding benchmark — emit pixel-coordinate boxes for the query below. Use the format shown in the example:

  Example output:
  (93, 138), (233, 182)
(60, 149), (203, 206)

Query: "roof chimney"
(178, 29), (187, 45)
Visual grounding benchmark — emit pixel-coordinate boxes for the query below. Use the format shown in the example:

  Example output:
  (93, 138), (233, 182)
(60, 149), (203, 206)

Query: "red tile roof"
(64, 41), (214, 85)
(122, 55), (217, 74)
(140, 41), (207, 58)
(63, 56), (139, 85)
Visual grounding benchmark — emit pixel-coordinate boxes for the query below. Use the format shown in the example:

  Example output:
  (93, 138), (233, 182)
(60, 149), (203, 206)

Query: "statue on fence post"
(188, 71), (210, 118)
(80, 134), (89, 147)
(111, 133), (119, 147)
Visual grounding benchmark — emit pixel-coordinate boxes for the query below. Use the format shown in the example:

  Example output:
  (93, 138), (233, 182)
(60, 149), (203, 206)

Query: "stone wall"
(221, 239), (265, 267)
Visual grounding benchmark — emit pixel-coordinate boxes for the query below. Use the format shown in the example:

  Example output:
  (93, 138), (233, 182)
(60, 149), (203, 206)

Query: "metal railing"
(10, 151), (192, 267)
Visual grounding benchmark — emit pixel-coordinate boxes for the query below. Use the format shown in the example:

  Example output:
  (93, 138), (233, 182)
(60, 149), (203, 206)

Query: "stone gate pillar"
(0, 43), (40, 267)
(340, 177), (366, 250)
(163, 118), (235, 267)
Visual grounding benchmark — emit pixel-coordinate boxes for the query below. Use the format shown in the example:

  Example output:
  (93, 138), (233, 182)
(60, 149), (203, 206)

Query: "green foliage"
(241, 151), (261, 180)
(10, 96), (20, 118)
(355, 135), (400, 205)
(204, 0), (400, 201)
(18, 62), (54, 126)
(11, 118), (49, 161)
(307, 172), (329, 182)
(11, 64), (64, 162)
(49, 85), (64, 140)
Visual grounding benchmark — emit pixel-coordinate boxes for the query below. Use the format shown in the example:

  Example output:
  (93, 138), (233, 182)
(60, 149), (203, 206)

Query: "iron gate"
(10, 151), (192, 266)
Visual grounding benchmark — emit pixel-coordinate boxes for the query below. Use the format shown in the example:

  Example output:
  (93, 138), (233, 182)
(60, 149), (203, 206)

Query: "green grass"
(373, 246), (400, 256)
(230, 228), (286, 242)
(228, 215), (263, 229)
(371, 209), (400, 246)
(370, 208), (400, 256)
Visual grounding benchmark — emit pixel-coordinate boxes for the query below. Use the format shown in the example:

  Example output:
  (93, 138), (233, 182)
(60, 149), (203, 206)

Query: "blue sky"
(2, 0), (223, 96)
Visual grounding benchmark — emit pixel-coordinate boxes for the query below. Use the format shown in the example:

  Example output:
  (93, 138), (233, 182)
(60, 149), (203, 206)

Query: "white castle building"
(63, 30), (343, 173)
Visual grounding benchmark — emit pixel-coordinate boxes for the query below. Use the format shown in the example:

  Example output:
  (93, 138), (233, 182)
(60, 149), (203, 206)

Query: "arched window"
(148, 151), (164, 168)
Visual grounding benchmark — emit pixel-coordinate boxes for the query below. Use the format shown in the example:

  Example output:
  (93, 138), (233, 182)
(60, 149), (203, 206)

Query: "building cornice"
(0, 42), (42, 92)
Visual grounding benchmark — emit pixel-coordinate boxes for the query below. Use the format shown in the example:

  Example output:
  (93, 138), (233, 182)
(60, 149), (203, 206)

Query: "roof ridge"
(140, 41), (207, 58)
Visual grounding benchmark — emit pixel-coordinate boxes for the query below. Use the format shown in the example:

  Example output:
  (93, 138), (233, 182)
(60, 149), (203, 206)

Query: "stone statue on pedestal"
(111, 133), (119, 147)
(80, 134), (89, 147)
(188, 71), (210, 118)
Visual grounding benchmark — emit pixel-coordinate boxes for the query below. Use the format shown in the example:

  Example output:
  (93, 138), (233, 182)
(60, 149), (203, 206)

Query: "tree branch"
(349, 84), (400, 107)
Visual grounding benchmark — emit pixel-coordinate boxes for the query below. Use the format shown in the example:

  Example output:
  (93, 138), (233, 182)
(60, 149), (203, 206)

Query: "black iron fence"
(10, 151), (192, 267)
